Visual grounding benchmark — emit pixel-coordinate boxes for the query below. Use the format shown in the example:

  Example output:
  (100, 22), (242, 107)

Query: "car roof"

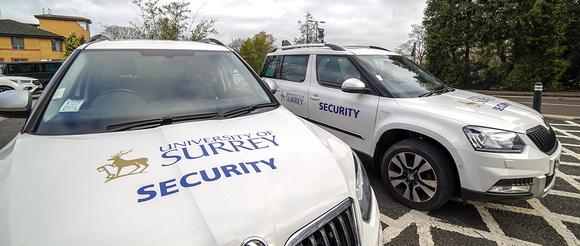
(83, 40), (230, 51)
(267, 44), (400, 56)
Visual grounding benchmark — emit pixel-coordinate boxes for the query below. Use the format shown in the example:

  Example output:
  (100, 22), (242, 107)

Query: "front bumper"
(457, 139), (561, 201)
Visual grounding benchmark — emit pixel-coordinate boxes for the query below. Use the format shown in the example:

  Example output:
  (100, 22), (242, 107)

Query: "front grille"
(286, 199), (358, 246)
(527, 125), (558, 155)
(494, 178), (533, 186)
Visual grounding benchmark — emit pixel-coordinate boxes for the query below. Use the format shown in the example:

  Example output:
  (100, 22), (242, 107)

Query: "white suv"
(0, 39), (381, 245)
(261, 44), (561, 210)
(0, 74), (41, 93)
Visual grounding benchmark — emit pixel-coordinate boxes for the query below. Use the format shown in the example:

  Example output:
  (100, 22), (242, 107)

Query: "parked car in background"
(0, 38), (381, 245)
(0, 61), (63, 88)
(0, 73), (41, 93)
(261, 44), (561, 211)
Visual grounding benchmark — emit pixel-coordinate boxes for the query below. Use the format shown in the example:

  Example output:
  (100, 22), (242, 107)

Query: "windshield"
(36, 49), (273, 135)
(358, 55), (445, 98)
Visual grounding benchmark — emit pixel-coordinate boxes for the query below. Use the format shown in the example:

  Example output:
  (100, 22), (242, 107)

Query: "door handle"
(310, 95), (320, 100)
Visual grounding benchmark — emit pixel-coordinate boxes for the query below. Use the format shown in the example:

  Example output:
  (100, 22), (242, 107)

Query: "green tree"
(128, 0), (217, 40)
(294, 12), (319, 44)
(395, 24), (427, 66)
(424, 0), (573, 91)
(239, 32), (276, 72)
(63, 33), (85, 58)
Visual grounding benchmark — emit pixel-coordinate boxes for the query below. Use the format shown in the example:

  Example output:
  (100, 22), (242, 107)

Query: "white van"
(261, 44), (561, 210)
(0, 39), (381, 245)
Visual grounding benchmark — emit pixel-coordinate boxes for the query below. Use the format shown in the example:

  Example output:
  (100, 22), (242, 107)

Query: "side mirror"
(263, 78), (279, 94)
(341, 78), (368, 93)
(0, 90), (32, 118)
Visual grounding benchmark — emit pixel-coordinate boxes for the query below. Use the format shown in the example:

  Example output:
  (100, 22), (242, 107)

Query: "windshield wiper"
(222, 102), (279, 118)
(105, 112), (222, 132)
(418, 86), (453, 98)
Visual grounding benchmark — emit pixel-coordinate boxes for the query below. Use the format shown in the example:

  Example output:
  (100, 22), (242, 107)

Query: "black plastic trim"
(300, 116), (364, 140)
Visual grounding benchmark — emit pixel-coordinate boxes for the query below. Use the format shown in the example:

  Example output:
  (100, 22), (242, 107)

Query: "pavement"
(472, 91), (580, 119)
(0, 118), (579, 245)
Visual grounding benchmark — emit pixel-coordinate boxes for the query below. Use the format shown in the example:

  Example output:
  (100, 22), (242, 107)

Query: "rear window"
(280, 55), (308, 82)
(261, 56), (281, 78)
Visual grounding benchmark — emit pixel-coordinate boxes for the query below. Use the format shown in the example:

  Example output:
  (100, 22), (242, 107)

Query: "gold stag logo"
(97, 150), (149, 183)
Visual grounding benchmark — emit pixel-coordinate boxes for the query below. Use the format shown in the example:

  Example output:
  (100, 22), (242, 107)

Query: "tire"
(380, 138), (456, 211)
(0, 86), (14, 93)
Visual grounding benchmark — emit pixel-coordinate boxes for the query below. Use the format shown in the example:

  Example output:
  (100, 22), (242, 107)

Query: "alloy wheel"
(387, 152), (438, 202)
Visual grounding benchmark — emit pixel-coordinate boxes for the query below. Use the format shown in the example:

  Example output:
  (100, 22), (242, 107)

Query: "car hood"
(394, 89), (544, 133)
(0, 108), (355, 246)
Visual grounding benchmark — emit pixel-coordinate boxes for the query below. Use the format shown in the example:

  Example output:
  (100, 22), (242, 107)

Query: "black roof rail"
(199, 38), (226, 46)
(276, 43), (346, 52)
(345, 45), (391, 52)
(84, 34), (110, 44)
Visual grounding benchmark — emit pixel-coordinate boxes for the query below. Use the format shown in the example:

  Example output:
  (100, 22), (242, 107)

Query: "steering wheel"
(91, 89), (147, 111)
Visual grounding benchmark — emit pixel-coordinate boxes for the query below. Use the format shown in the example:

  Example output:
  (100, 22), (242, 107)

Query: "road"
(0, 118), (579, 245)
(485, 95), (580, 118)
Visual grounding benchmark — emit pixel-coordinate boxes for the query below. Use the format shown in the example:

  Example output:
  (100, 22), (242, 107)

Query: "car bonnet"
(0, 107), (354, 246)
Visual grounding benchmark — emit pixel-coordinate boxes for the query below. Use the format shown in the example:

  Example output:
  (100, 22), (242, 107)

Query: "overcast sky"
(1, 0), (426, 49)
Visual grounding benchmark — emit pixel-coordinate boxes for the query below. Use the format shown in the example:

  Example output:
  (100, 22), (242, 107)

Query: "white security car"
(0, 39), (381, 245)
(261, 44), (561, 210)
(0, 73), (41, 93)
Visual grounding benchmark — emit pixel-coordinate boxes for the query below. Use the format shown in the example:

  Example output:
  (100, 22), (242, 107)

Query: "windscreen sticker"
(59, 99), (84, 112)
(319, 102), (360, 118)
(493, 102), (510, 111)
(52, 88), (66, 100)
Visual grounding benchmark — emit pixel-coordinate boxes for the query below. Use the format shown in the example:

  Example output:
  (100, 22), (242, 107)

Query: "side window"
(260, 56), (281, 78)
(316, 55), (361, 87)
(18, 63), (37, 73)
(280, 55), (308, 82)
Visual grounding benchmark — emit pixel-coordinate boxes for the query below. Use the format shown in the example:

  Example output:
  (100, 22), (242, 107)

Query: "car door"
(261, 55), (310, 118)
(307, 55), (379, 153)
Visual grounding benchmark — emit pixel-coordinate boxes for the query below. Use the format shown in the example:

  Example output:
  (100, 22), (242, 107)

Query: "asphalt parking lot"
(1, 117), (579, 245)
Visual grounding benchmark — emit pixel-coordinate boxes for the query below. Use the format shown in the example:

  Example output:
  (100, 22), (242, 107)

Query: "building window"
(11, 58), (28, 62)
(51, 39), (63, 52)
(11, 37), (25, 50)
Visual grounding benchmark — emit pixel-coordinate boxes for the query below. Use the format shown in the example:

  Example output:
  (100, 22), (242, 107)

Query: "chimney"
(42, 8), (45, 14)
(47, 8), (52, 15)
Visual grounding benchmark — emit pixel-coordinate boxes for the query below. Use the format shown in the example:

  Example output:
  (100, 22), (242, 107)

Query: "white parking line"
(562, 143), (580, 148)
(0, 117), (4, 123)
(551, 190), (580, 199)
(565, 121), (580, 127)
(527, 199), (579, 245)
(560, 161), (580, 167)
(553, 127), (580, 141)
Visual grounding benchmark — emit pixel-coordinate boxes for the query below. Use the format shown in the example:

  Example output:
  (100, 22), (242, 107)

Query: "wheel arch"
(372, 126), (464, 194)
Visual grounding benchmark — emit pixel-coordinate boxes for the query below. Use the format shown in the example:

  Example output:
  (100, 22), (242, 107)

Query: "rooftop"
(0, 19), (63, 39)
(34, 14), (92, 24)
(84, 40), (230, 51)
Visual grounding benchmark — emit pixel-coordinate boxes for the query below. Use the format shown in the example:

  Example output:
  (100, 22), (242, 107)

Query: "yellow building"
(0, 14), (91, 62)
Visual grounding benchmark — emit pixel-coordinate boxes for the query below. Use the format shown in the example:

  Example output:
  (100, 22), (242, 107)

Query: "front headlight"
(353, 150), (372, 221)
(9, 79), (26, 84)
(463, 126), (526, 153)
